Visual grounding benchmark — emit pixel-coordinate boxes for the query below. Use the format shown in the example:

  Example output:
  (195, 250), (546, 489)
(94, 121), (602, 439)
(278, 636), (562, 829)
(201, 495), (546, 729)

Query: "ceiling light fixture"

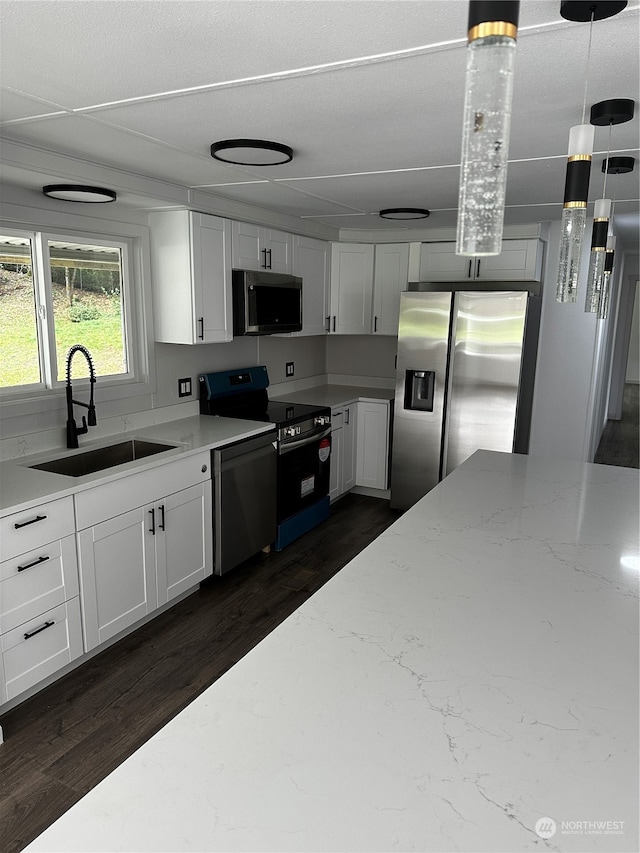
(379, 208), (430, 220)
(555, 0), (627, 303)
(210, 139), (293, 166)
(584, 99), (634, 314)
(42, 184), (117, 203)
(456, 0), (520, 257)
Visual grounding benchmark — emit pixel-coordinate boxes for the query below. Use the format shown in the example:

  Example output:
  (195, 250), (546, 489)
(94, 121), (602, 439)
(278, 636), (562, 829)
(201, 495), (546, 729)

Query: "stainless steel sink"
(29, 439), (178, 477)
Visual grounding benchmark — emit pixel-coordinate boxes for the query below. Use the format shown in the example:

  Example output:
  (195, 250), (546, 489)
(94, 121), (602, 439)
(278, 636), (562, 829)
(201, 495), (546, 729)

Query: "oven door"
(277, 426), (331, 522)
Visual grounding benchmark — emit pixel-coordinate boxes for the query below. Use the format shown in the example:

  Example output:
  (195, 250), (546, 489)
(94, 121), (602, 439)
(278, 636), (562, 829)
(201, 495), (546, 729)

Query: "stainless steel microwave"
(232, 269), (303, 335)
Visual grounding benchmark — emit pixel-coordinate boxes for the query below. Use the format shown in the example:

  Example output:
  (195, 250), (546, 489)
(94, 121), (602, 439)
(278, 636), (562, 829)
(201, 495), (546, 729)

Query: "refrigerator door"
(391, 291), (453, 510)
(443, 291), (528, 477)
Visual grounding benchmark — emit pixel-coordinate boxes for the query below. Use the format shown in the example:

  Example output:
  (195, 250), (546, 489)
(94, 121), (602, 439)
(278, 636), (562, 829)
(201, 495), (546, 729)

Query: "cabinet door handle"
(17, 555), (50, 572)
(198, 317), (204, 340)
(149, 507), (155, 535)
(261, 248), (268, 269)
(345, 407), (350, 425)
(476, 259), (481, 278)
(374, 315), (378, 333)
(267, 248), (272, 269)
(158, 504), (165, 531)
(467, 259), (473, 279)
(14, 514), (46, 529)
(325, 315), (330, 332)
(332, 316), (336, 333)
(24, 620), (54, 640)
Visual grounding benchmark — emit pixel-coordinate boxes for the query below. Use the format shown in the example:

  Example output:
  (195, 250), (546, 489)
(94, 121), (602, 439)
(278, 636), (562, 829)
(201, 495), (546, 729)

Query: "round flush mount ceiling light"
(42, 184), (117, 203)
(210, 139), (293, 166)
(379, 208), (430, 220)
(602, 155), (635, 174)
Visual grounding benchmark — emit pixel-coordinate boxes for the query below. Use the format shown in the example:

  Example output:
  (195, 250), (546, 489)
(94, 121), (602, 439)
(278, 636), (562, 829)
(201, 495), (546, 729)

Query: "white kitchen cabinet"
(0, 496), (83, 704)
(372, 243), (410, 335)
(76, 453), (212, 652)
(418, 239), (543, 283)
(292, 235), (330, 336)
(329, 243), (375, 334)
(149, 210), (233, 344)
(231, 221), (292, 273)
(329, 243), (408, 335)
(329, 404), (357, 501)
(356, 400), (390, 490)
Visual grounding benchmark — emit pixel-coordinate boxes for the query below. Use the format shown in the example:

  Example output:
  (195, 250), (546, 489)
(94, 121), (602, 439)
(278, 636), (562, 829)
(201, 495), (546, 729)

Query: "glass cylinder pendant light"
(555, 123), (594, 302)
(456, 1), (520, 257)
(584, 198), (611, 312)
(598, 236), (616, 319)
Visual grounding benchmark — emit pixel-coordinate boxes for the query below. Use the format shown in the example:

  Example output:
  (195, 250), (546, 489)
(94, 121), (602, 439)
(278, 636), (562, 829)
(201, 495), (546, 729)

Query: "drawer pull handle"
(14, 514), (47, 529)
(17, 555), (50, 572)
(24, 620), (55, 640)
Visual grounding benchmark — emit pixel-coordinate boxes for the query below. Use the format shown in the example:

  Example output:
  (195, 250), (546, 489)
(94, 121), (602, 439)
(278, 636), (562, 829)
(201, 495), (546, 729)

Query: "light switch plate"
(178, 377), (192, 397)
(286, 362), (295, 377)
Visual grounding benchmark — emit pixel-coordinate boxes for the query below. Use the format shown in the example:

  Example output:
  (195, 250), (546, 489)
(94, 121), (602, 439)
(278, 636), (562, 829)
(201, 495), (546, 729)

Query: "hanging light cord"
(580, 12), (596, 124)
(601, 120), (613, 197)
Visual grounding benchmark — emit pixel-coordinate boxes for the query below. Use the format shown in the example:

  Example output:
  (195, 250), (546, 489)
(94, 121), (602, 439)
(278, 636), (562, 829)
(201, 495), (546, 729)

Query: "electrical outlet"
(286, 362), (295, 377)
(178, 377), (192, 397)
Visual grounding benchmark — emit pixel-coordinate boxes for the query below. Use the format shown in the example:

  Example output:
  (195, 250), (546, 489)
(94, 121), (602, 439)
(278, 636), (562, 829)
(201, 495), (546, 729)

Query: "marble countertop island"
(25, 451), (639, 852)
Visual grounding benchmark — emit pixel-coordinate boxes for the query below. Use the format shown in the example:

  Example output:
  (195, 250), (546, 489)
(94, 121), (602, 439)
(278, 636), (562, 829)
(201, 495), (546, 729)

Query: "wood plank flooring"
(594, 383), (639, 468)
(0, 494), (398, 853)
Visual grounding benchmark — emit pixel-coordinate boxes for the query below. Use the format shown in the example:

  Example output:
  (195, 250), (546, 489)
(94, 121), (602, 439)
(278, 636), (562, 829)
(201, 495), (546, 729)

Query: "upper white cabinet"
(291, 235), (330, 337)
(231, 221), (292, 273)
(329, 243), (409, 335)
(418, 239), (543, 283)
(329, 243), (375, 335)
(372, 243), (410, 335)
(149, 210), (233, 344)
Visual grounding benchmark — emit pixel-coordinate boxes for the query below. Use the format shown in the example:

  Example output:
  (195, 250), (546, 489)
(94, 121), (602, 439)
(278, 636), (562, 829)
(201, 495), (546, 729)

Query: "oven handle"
(278, 426), (331, 455)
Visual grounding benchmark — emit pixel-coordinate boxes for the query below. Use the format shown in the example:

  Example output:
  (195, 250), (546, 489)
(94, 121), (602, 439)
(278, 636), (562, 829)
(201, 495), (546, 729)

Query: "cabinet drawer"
(1, 598), (83, 701)
(75, 451), (210, 530)
(0, 496), (75, 562)
(0, 535), (79, 634)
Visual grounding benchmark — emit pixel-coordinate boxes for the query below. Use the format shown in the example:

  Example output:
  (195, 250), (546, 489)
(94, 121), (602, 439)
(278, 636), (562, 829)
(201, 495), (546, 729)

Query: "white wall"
(529, 223), (617, 463)
(625, 277), (640, 383)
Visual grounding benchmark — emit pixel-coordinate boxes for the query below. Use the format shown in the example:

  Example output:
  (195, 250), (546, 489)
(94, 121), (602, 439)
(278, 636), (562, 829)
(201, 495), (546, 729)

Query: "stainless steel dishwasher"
(212, 431), (277, 575)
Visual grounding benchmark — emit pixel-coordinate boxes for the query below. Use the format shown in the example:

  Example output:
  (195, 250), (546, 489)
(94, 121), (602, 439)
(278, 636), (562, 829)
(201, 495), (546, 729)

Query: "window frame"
(0, 211), (156, 422)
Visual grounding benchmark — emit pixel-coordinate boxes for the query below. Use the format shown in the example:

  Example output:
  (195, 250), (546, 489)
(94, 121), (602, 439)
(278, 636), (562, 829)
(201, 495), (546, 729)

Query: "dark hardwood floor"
(0, 493), (398, 853)
(594, 383), (639, 469)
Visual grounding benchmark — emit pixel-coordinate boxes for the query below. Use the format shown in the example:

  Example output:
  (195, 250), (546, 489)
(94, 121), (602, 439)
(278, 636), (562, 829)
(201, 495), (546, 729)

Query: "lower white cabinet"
(356, 401), (390, 490)
(76, 454), (212, 652)
(329, 405), (357, 501)
(0, 496), (82, 705)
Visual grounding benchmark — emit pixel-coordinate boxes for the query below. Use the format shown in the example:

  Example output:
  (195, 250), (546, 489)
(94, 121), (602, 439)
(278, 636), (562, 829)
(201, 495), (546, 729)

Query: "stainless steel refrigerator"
(390, 284), (541, 510)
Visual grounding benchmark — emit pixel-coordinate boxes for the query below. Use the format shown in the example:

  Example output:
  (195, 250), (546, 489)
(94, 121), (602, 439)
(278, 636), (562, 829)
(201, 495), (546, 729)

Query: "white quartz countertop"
(0, 416), (274, 515)
(271, 382), (394, 409)
(24, 451), (639, 852)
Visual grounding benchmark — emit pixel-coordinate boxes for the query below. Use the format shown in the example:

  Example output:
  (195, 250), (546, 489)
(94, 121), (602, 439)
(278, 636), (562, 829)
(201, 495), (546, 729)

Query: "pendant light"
(456, 1), (520, 257)
(597, 155), (635, 319)
(584, 99), (634, 313)
(555, 0), (628, 303)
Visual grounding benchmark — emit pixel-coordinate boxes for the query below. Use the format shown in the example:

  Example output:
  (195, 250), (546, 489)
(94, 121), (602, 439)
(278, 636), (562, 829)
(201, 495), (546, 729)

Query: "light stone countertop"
(0, 416), (275, 516)
(24, 450), (639, 853)
(271, 382), (394, 409)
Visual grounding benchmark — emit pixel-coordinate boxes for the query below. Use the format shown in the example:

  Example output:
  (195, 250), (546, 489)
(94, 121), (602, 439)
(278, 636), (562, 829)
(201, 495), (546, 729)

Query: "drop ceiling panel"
(0, 90), (65, 123)
(0, 1), (467, 108)
(197, 181), (364, 218)
(0, 116), (255, 187)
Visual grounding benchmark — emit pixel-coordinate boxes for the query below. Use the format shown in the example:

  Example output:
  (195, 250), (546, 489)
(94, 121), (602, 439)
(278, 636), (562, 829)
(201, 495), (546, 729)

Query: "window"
(1, 229), (131, 391)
